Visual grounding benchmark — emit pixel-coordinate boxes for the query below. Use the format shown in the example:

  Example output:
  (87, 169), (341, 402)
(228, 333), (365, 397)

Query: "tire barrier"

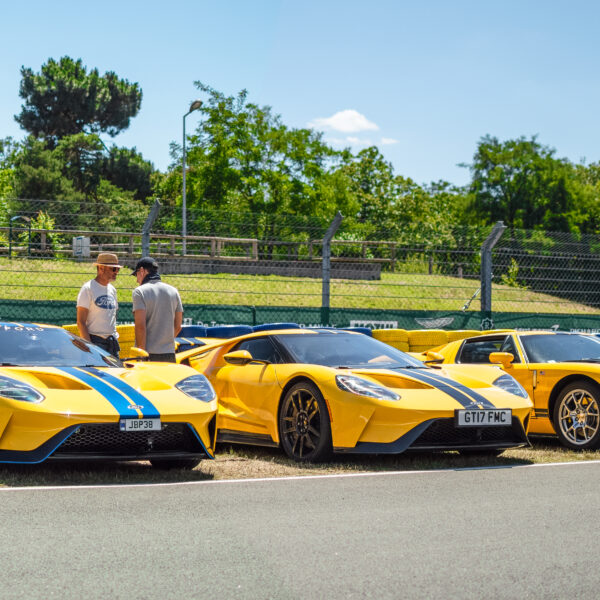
(372, 328), (410, 352)
(62, 321), (517, 359)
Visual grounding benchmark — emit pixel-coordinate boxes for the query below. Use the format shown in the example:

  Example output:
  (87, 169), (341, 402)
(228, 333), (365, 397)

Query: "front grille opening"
(53, 422), (205, 457)
(411, 417), (525, 448)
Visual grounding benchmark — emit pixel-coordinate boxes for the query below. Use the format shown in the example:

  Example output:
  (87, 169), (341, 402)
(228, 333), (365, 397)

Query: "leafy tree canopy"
(15, 56), (142, 146)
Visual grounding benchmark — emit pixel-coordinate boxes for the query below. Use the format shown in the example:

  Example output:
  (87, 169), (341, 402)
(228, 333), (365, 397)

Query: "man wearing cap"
(131, 257), (183, 362)
(76, 252), (121, 358)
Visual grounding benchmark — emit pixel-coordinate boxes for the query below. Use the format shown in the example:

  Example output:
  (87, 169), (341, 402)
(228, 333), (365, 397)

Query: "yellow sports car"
(432, 331), (600, 450)
(0, 322), (217, 468)
(177, 327), (532, 462)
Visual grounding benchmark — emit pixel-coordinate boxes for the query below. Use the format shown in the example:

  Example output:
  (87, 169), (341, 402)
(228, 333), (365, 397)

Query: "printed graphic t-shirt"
(77, 279), (118, 337)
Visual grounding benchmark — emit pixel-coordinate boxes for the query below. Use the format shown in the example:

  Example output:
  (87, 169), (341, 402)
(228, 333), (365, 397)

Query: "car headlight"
(493, 374), (529, 398)
(336, 375), (400, 401)
(175, 374), (216, 403)
(0, 375), (44, 403)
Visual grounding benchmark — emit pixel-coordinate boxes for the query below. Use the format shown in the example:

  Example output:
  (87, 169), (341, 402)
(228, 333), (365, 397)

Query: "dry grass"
(1, 438), (598, 488)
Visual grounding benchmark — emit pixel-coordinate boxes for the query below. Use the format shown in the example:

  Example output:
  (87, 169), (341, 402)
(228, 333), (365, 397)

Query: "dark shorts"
(148, 352), (176, 363)
(90, 334), (121, 358)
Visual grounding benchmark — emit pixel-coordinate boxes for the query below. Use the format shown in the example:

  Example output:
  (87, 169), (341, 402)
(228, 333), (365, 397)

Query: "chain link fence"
(0, 199), (599, 328)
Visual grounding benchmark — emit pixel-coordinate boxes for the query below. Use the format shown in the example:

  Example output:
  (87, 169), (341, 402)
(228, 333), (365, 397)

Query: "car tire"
(149, 458), (202, 470)
(553, 380), (600, 450)
(278, 381), (332, 463)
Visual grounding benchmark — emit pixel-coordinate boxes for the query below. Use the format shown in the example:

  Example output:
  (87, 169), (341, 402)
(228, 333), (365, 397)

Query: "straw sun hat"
(93, 252), (123, 268)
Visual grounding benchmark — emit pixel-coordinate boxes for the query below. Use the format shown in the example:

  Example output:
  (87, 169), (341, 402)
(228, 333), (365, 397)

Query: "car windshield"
(521, 334), (600, 363)
(277, 331), (425, 369)
(0, 323), (121, 367)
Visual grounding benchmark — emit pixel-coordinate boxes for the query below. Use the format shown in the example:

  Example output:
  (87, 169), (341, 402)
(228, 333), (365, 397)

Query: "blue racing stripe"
(82, 367), (160, 418)
(399, 369), (494, 409)
(59, 367), (139, 417)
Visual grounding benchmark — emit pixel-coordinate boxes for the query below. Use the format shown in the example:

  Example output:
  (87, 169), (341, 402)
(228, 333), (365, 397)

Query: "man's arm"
(76, 306), (91, 341)
(134, 310), (147, 350)
(174, 311), (183, 338)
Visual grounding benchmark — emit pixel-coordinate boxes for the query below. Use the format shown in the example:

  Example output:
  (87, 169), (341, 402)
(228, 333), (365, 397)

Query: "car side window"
(499, 336), (521, 364)
(234, 338), (282, 364)
(459, 337), (507, 364)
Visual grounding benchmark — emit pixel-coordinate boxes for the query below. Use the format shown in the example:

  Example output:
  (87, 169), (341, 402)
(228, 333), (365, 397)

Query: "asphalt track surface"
(2, 462), (600, 599)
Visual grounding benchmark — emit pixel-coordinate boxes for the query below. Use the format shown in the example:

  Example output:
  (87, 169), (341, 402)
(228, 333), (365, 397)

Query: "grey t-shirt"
(132, 280), (183, 354)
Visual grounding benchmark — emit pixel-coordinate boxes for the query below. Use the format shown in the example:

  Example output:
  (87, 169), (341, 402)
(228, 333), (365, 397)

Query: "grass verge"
(0, 257), (597, 313)
(1, 437), (598, 488)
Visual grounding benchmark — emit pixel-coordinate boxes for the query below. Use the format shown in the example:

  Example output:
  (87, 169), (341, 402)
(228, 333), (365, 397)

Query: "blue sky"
(1, 0), (598, 186)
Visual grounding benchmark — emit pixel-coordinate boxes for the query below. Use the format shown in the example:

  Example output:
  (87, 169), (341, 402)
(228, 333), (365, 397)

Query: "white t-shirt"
(77, 279), (118, 337)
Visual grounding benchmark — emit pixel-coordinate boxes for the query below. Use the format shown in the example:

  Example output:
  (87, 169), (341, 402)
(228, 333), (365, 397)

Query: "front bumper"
(334, 416), (530, 454)
(0, 420), (215, 464)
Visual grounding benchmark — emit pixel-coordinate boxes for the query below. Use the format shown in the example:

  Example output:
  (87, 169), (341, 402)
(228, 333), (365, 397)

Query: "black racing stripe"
(411, 369), (497, 409)
(420, 369), (497, 408)
(399, 369), (494, 409)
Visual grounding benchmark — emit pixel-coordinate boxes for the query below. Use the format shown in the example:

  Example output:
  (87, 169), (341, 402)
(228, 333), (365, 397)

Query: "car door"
(457, 334), (535, 398)
(212, 337), (284, 441)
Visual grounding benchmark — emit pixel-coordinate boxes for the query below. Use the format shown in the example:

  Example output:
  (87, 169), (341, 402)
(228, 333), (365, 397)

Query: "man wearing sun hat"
(76, 252), (122, 357)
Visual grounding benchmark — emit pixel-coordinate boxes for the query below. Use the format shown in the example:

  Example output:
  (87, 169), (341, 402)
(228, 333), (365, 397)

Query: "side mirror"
(489, 351), (514, 369)
(121, 346), (150, 368)
(224, 350), (254, 366)
(122, 346), (149, 361)
(424, 351), (444, 365)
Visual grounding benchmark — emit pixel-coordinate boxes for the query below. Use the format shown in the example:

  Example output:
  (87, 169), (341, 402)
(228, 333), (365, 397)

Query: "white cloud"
(381, 137), (398, 145)
(325, 136), (373, 148)
(309, 109), (379, 133)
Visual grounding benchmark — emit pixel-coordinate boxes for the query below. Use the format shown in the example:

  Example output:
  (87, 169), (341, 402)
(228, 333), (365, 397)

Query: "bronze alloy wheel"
(278, 381), (332, 462)
(554, 381), (600, 450)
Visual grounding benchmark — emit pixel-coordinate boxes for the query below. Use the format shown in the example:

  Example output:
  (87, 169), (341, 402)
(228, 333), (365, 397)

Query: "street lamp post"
(182, 99), (203, 256)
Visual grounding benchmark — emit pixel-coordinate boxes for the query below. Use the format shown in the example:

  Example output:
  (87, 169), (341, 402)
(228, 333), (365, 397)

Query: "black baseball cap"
(131, 256), (159, 275)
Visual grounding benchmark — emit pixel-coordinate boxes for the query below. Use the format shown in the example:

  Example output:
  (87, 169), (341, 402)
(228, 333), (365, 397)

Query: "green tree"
(462, 135), (576, 230)
(16, 56), (142, 146)
(99, 146), (154, 201)
(158, 83), (350, 240)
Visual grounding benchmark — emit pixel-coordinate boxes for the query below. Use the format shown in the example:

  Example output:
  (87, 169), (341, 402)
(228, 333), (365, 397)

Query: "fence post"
(141, 199), (161, 258)
(480, 221), (506, 327)
(321, 211), (343, 325)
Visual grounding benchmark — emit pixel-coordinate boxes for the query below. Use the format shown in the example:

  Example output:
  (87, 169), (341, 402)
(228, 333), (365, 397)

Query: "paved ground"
(2, 462), (600, 599)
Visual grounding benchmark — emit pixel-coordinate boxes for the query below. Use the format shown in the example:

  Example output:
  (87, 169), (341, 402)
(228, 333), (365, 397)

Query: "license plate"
(455, 409), (511, 427)
(119, 418), (161, 431)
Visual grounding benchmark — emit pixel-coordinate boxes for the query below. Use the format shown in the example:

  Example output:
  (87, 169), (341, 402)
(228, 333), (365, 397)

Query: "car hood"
(0, 364), (211, 418)
(338, 364), (503, 390)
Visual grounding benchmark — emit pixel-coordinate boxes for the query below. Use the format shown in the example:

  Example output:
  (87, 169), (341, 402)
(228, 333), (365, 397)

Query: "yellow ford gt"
(177, 328), (532, 462)
(431, 331), (600, 450)
(0, 322), (217, 468)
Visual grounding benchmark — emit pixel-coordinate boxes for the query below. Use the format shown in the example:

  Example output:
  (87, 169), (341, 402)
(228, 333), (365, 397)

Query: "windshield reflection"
(522, 334), (600, 363)
(0, 324), (121, 367)
(277, 332), (425, 369)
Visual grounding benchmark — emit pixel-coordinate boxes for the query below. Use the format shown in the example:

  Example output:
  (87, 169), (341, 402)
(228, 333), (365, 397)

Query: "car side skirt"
(217, 429), (279, 448)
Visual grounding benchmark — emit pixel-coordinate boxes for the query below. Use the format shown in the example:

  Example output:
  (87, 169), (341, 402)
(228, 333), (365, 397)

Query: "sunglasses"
(104, 266), (120, 272)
